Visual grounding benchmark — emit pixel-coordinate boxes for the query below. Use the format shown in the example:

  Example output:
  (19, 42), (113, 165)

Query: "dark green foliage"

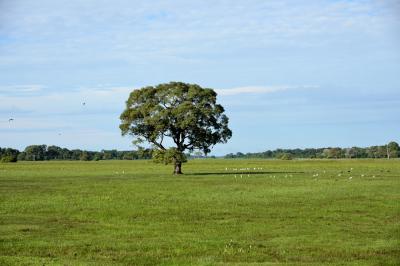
(17, 152), (26, 161)
(322, 148), (344, 159)
(46, 145), (64, 160)
(387, 141), (399, 158)
(1, 141), (397, 163)
(153, 148), (187, 165)
(24, 145), (47, 161)
(0, 145), (152, 162)
(1, 155), (17, 163)
(277, 152), (293, 160)
(79, 152), (90, 161)
(0, 148), (19, 163)
(120, 82), (232, 173)
(225, 141), (400, 159)
(92, 153), (102, 161)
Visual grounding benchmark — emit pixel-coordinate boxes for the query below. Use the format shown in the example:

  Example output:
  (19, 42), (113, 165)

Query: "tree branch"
(151, 140), (166, 150)
(183, 141), (194, 150)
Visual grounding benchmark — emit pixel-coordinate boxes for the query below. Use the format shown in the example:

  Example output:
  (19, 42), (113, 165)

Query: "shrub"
(1, 155), (18, 163)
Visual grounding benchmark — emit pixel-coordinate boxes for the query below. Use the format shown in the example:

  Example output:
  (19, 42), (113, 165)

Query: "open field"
(0, 159), (399, 265)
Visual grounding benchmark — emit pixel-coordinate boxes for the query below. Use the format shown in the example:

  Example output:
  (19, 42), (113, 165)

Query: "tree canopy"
(120, 82), (232, 174)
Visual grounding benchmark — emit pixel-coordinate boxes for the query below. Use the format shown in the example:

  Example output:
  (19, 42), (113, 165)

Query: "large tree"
(120, 82), (232, 174)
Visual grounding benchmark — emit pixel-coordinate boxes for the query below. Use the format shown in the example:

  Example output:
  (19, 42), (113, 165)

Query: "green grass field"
(0, 159), (399, 265)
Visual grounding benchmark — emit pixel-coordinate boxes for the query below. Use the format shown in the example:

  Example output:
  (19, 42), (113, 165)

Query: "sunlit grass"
(1, 159), (399, 265)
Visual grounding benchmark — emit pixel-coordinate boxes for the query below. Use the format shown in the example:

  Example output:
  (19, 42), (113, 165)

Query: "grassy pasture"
(0, 159), (399, 265)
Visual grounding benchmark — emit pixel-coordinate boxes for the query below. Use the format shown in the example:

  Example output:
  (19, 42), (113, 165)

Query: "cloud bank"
(216, 85), (318, 96)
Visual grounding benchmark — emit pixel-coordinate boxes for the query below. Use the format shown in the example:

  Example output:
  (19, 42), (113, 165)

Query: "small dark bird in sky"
(8, 118), (14, 122)
(82, 102), (86, 106)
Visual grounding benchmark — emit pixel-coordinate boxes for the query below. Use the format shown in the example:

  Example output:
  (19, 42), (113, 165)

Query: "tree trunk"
(173, 162), (182, 174)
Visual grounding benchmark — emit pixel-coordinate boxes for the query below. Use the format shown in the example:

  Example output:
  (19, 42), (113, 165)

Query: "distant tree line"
(0, 145), (152, 162)
(1, 142), (399, 163)
(224, 141), (400, 160)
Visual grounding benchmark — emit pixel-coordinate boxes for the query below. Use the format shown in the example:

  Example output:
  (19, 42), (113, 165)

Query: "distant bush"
(17, 152), (26, 161)
(1, 155), (18, 163)
(79, 152), (90, 161)
(278, 153), (293, 160)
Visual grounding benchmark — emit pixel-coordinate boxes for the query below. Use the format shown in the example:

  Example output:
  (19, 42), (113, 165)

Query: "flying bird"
(8, 118), (14, 122)
(82, 102), (86, 106)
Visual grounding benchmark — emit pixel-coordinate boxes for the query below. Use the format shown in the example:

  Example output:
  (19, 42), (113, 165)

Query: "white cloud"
(0, 84), (316, 124)
(0, 85), (133, 111)
(0, 84), (44, 94)
(0, 0), (398, 67)
(216, 85), (318, 96)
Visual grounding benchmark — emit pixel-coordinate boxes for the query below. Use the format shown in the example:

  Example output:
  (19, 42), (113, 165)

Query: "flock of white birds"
(222, 166), (377, 181)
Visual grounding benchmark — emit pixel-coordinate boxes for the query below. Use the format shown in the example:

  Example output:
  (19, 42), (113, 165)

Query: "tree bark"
(173, 162), (182, 174)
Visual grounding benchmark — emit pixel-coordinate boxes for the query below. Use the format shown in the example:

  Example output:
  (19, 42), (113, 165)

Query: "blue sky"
(1, 0), (399, 155)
